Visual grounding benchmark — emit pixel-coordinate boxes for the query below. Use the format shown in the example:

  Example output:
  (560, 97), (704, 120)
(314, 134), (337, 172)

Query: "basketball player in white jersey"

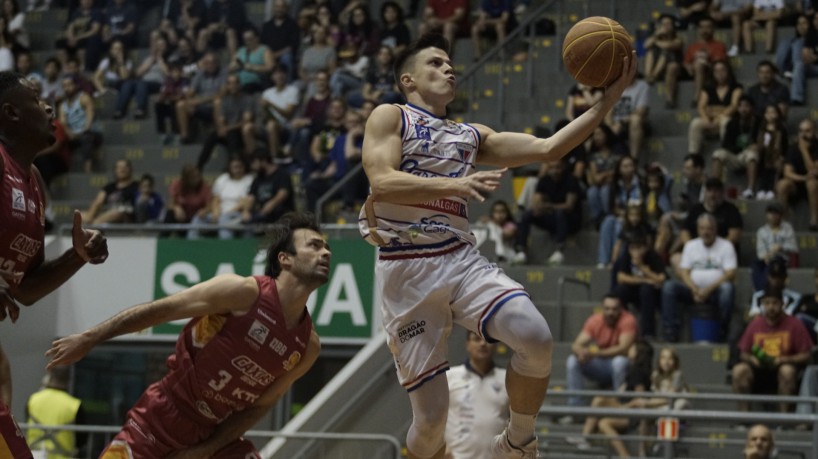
(360, 34), (636, 459)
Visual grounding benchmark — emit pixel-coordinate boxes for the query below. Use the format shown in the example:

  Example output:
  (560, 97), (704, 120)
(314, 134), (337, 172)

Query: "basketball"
(562, 16), (632, 88)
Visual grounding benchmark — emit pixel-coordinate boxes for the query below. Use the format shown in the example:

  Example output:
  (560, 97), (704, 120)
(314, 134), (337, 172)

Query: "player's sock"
(507, 408), (536, 447)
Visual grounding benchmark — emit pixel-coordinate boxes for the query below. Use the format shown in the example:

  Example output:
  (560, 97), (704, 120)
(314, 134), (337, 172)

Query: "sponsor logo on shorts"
(10, 234), (41, 257)
(247, 320), (269, 345)
(231, 355), (275, 386)
(397, 320), (426, 343)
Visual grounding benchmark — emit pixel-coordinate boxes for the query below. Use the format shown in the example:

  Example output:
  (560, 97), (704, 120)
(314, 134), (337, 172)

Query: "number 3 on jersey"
(208, 370), (232, 391)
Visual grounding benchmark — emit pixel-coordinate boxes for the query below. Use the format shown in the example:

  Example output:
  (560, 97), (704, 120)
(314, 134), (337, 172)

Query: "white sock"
(507, 409), (536, 447)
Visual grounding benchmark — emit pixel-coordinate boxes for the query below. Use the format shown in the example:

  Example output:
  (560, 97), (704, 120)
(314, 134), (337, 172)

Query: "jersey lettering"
(208, 370), (232, 392)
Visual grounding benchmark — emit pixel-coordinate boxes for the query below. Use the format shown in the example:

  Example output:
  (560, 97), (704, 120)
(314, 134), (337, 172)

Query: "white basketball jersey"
(359, 104), (480, 254)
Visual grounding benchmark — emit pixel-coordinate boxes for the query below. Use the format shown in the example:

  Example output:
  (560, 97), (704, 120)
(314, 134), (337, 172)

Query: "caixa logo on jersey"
(10, 234), (41, 257)
(398, 320), (426, 343)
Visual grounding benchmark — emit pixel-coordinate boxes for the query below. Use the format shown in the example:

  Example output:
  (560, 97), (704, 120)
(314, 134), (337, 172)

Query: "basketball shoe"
(490, 429), (539, 458)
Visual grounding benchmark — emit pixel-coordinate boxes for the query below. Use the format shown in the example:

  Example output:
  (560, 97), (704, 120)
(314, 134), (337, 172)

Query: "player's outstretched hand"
(45, 333), (94, 369)
(72, 210), (108, 264)
(0, 277), (19, 323)
(455, 168), (507, 202)
(601, 50), (637, 104)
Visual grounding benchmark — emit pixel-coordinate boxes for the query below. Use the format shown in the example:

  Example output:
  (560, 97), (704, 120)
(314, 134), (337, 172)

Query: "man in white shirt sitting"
(661, 212), (737, 343)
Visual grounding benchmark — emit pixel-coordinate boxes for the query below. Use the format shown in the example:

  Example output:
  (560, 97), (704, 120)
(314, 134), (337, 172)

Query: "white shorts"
(377, 243), (526, 392)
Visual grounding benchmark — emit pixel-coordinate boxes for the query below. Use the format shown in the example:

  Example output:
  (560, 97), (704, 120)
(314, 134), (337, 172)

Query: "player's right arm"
(363, 104), (505, 204)
(0, 343), (11, 405)
(45, 274), (259, 368)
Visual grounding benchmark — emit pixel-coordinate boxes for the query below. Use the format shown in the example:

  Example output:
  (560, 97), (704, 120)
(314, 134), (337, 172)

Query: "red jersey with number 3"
(162, 276), (313, 424)
(0, 144), (45, 284)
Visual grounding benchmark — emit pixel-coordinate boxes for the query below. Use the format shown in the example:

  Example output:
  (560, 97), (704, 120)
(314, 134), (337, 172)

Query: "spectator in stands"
(711, 95), (759, 199)
(101, 0), (137, 50)
(33, 117), (70, 188)
(62, 57), (94, 96)
(476, 200), (517, 262)
(289, 70), (332, 165)
(55, 0), (102, 72)
(743, 424), (775, 459)
(649, 347), (690, 410)
(261, 0), (299, 78)
(598, 156), (645, 268)
(470, 0), (513, 62)
(662, 213), (737, 343)
(709, 0), (753, 57)
(753, 202), (799, 290)
(790, 10), (818, 106)
(746, 60), (789, 120)
(16, 50), (40, 83)
(303, 99), (348, 211)
(351, 44), (401, 107)
(188, 155), (254, 239)
(160, 0), (206, 48)
(566, 340), (653, 457)
(176, 51), (225, 144)
(241, 150), (294, 231)
(512, 156), (582, 266)
(586, 124), (623, 226)
(197, 0), (246, 55)
(59, 75), (101, 173)
(82, 158), (138, 224)
(245, 65), (299, 160)
(643, 13), (683, 108)
(749, 257), (802, 318)
(92, 38), (131, 95)
(775, 13), (811, 79)
(612, 231), (667, 339)
(197, 73), (254, 170)
(312, 4), (342, 49)
(418, 0), (468, 56)
(684, 18), (728, 107)
(330, 107), (368, 215)
(0, 16), (12, 72)
(776, 118), (818, 230)
(564, 83), (602, 122)
(330, 43), (369, 99)
(677, 0), (710, 29)
(564, 293), (637, 415)
(681, 177), (743, 249)
(754, 104), (789, 199)
(155, 61), (189, 145)
(4, 0), (28, 52)
(133, 174), (164, 224)
(733, 286), (813, 412)
(688, 59), (743, 155)
(229, 26), (273, 93)
(379, 1), (410, 55)
(162, 164), (211, 231)
(742, 0), (784, 55)
(606, 72), (649, 159)
(169, 35), (200, 79)
(299, 25), (337, 91)
(120, 33), (169, 119)
(644, 163), (673, 230)
(341, 4), (379, 57)
(610, 201), (655, 267)
(40, 57), (63, 104)
(655, 154), (706, 259)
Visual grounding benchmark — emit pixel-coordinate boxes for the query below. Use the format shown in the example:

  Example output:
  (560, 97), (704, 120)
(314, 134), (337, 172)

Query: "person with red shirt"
(418, 0), (468, 56)
(0, 72), (107, 459)
(46, 212), (326, 459)
(684, 17), (728, 107)
(733, 287), (814, 413)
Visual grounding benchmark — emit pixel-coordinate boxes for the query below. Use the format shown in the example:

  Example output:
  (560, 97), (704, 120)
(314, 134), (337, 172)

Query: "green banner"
(152, 238), (376, 340)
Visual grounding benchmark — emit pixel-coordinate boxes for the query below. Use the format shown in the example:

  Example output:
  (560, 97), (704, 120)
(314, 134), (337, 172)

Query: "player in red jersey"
(0, 71), (108, 459)
(46, 212), (327, 459)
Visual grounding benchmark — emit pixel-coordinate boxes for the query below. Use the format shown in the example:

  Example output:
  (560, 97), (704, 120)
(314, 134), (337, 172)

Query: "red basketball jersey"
(163, 276), (313, 424)
(0, 144), (45, 284)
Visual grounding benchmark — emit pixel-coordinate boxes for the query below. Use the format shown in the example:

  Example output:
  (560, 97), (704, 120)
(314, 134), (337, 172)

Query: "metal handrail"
(548, 389), (818, 404)
(314, 162), (364, 224)
(19, 424), (403, 459)
(554, 275), (591, 341)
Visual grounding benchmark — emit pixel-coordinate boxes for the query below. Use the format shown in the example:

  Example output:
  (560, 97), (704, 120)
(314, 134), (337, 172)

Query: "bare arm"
(258, 188), (290, 217)
(475, 53), (637, 167)
(79, 93), (95, 132)
(594, 332), (635, 358)
(571, 330), (593, 356)
(779, 351), (811, 366)
(46, 274), (258, 368)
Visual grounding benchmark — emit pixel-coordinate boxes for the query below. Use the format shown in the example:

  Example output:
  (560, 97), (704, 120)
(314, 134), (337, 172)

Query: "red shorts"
(0, 402), (32, 459)
(99, 383), (261, 459)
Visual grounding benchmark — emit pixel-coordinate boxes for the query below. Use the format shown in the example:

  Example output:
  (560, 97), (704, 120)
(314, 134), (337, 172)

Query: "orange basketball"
(562, 16), (632, 88)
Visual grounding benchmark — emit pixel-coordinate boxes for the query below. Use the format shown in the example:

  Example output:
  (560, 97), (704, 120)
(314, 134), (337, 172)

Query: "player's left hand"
(71, 210), (108, 264)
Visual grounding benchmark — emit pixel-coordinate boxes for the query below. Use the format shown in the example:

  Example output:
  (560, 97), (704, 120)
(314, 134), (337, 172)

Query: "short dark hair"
(602, 293), (622, 305)
(45, 57), (62, 71)
(0, 71), (27, 102)
(684, 153), (704, 169)
(760, 286), (784, 302)
(738, 94), (755, 106)
(757, 60), (777, 73)
(393, 33), (450, 95)
(139, 173), (154, 186)
(264, 212), (322, 278)
(705, 177), (724, 190)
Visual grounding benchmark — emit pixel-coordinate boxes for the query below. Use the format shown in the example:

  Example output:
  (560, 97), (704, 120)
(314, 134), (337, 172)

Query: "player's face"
(409, 47), (455, 102)
(13, 79), (55, 149)
(290, 229), (332, 285)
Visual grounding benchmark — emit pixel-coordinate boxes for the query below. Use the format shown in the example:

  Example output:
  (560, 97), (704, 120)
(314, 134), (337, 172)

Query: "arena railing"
(19, 424), (403, 459)
(542, 389), (818, 459)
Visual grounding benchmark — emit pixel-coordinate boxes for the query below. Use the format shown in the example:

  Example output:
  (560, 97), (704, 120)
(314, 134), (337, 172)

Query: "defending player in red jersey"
(0, 71), (108, 459)
(46, 212), (327, 459)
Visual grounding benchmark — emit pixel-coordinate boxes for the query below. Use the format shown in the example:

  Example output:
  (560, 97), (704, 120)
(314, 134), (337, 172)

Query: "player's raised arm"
(45, 274), (259, 368)
(363, 104), (506, 203)
(476, 51), (637, 167)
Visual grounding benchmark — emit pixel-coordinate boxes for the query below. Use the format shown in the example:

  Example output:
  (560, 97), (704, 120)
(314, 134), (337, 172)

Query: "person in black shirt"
(612, 231), (668, 339)
(379, 1), (411, 55)
(242, 150), (294, 232)
(512, 157), (581, 265)
(196, 0), (246, 55)
(261, 0), (300, 79)
(682, 177), (743, 247)
(711, 95), (760, 199)
(776, 118), (818, 230)
(790, 11), (818, 105)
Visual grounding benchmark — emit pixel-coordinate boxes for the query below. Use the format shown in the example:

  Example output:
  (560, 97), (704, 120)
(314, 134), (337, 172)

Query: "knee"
(732, 363), (753, 386)
(612, 355), (629, 374)
(567, 354), (579, 371)
(779, 364), (797, 382)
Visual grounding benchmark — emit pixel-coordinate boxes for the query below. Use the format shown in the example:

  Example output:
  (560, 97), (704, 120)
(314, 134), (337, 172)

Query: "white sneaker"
(490, 429), (539, 458)
(756, 189), (767, 200)
(765, 190), (776, 200)
(728, 44), (739, 57)
(741, 188), (754, 199)
(511, 251), (527, 265)
(565, 435), (592, 450)
(547, 250), (564, 265)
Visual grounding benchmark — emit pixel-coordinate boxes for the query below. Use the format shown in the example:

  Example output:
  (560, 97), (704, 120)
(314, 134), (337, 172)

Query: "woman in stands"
(688, 59), (743, 155)
(597, 155), (645, 268)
